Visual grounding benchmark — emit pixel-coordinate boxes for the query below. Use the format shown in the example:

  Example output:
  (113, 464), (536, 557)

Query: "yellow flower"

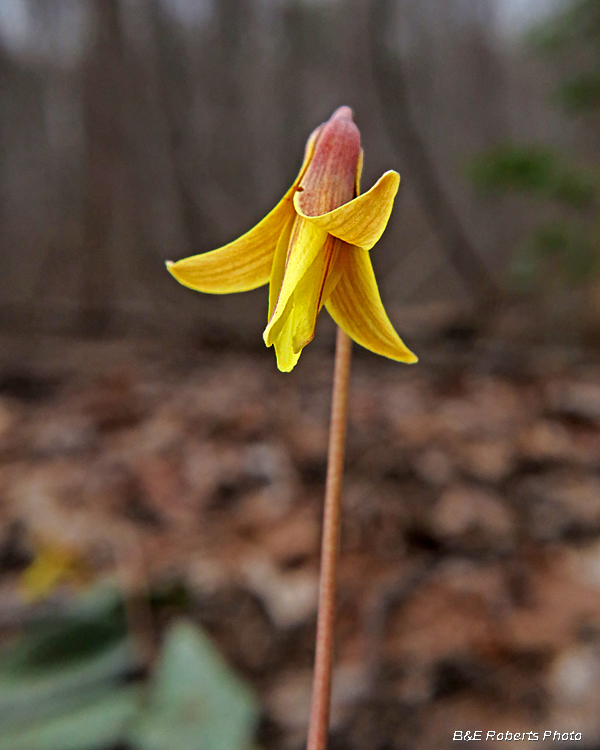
(20, 541), (91, 601)
(167, 106), (417, 372)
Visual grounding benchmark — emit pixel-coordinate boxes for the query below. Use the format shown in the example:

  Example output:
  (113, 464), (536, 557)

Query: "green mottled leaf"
(0, 640), (136, 733)
(0, 687), (140, 750)
(4, 588), (126, 673)
(131, 620), (259, 750)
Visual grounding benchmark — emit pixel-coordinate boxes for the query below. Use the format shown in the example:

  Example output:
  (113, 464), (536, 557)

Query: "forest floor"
(1, 333), (600, 749)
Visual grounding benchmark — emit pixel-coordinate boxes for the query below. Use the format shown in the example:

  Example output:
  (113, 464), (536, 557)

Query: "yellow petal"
(269, 216), (295, 319)
(269, 236), (342, 371)
(294, 170), (400, 251)
(325, 246), (417, 363)
(167, 126), (321, 295)
(263, 216), (328, 346)
(166, 199), (295, 294)
(273, 305), (302, 372)
(355, 148), (364, 196)
(290, 234), (340, 353)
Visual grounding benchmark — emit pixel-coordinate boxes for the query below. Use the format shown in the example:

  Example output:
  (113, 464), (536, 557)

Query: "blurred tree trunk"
(209, 0), (256, 208)
(368, 0), (502, 313)
(145, 0), (218, 254)
(80, 0), (125, 337)
(0, 39), (48, 330)
(278, 3), (312, 181)
(465, 2), (512, 271)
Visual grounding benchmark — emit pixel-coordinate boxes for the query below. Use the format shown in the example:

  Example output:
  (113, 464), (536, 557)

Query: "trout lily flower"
(167, 106), (417, 371)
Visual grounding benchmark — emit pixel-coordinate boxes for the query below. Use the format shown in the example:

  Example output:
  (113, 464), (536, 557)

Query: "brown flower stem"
(307, 327), (353, 750)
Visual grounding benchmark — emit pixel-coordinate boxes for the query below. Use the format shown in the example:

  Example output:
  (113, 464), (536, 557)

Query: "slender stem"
(307, 327), (353, 750)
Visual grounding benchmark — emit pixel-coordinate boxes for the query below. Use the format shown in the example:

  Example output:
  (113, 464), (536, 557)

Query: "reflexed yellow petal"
(325, 247), (417, 363)
(263, 217), (328, 346)
(294, 170), (400, 251)
(166, 199), (295, 294)
(166, 126), (320, 296)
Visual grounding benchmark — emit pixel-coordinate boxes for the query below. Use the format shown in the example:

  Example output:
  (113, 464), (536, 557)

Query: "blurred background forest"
(4, 0), (600, 749)
(2, 0), (597, 347)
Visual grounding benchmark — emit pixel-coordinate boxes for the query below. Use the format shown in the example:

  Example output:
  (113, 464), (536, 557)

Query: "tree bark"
(368, 0), (502, 313)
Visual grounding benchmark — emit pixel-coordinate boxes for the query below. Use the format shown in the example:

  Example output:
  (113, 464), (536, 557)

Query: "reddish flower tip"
(331, 106), (354, 121)
(297, 107), (361, 216)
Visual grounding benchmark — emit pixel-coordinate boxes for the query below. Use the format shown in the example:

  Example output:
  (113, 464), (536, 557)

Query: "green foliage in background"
(0, 588), (259, 750)
(469, 0), (600, 292)
(469, 145), (597, 208)
(510, 219), (599, 289)
(528, 0), (600, 56)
